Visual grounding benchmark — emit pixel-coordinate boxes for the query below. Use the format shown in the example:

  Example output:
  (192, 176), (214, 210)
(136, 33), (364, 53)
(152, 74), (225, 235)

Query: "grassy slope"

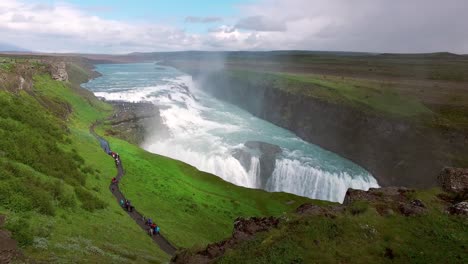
(98, 133), (314, 249)
(1, 57), (314, 262)
(218, 189), (468, 264)
(0, 63), (169, 263)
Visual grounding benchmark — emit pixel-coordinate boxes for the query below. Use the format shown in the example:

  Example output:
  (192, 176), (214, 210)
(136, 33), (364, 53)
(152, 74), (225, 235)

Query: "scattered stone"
(438, 167), (468, 195)
(448, 201), (468, 216)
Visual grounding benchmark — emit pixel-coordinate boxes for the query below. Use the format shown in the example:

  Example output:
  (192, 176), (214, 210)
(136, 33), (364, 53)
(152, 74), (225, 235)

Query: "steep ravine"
(191, 71), (468, 188)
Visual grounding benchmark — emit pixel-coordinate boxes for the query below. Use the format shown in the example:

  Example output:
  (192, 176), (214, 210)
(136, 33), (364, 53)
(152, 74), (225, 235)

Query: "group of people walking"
(108, 150), (162, 238)
(145, 218), (161, 237)
(109, 151), (120, 167)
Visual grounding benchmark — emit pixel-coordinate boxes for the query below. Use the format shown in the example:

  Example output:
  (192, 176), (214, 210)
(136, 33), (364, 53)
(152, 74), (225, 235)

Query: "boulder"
(438, 167), (468, 194)
(448, 201), (468, 216)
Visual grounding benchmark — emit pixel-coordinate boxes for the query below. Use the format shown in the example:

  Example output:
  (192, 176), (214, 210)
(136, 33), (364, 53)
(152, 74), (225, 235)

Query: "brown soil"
(0, 215), (21, 264)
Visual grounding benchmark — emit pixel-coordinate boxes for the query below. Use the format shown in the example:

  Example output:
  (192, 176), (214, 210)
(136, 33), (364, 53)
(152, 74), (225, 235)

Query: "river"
(83, 63), (379, 202)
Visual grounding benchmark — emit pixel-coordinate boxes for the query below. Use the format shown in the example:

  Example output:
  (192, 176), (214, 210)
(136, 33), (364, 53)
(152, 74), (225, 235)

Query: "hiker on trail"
(120, 199), (124, 207)
(146, 218), (153, 226)
(111, 177), (118, 184)
(148, 223), (158, 236)
(125, 200), (134, 212)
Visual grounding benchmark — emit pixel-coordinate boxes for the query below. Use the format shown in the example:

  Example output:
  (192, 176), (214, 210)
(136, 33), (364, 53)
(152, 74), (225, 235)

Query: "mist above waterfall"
(84, 62), (379, 203)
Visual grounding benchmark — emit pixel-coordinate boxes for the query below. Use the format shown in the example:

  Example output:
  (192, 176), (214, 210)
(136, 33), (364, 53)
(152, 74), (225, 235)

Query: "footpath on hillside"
(90, 122), (177, 256)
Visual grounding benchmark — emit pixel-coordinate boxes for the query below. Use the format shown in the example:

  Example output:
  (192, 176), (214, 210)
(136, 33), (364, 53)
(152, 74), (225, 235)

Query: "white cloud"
(232, 0), (468, 53)
(0, 0), (203, 53)
(0, 0), (467, 53)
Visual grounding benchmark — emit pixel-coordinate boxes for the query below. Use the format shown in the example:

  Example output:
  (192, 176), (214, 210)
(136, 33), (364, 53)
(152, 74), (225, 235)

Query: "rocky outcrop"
(172, 217), (279, 264)
(50, 61), (68, 81)
(438, 167), (468, 195)
(232, 141), (282, 188)
(448, 201), (468, 216)
(344, 187), (427, 216)
(105, 101), (169, 145)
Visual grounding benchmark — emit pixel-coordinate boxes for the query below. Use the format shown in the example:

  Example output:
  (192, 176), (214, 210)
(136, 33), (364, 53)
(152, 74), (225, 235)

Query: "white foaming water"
(83, 63), (379, 203)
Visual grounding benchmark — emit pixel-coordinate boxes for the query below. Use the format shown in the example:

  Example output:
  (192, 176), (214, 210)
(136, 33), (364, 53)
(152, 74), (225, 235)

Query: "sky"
(0, 0), (467, 54)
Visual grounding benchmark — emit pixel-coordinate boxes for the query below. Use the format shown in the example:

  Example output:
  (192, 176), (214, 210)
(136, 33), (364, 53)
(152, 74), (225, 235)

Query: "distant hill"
(0, 42), (30, 53)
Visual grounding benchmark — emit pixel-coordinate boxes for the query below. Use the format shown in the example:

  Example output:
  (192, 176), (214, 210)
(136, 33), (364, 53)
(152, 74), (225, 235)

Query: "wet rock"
(448, 201), (468, 216)
(232, 141), (282, 188)
(246, 141), (282, 188)
(438, 167), (468, 195)
(231, 148), (252, 170)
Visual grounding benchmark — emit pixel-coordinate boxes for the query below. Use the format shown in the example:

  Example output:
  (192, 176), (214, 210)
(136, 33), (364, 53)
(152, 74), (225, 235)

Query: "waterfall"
(83, 63), (380, 204)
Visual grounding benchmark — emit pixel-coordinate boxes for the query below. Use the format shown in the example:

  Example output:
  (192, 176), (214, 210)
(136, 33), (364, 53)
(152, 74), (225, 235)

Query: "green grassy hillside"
(97, 134), (313, 248)
(198, 189), (468, 264)
(0, 56), (312, 263)
(0, 59), (169, 263)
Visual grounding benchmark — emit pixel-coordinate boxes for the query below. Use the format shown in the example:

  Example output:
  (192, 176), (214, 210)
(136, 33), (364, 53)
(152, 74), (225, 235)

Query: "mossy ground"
(218, 189), (468, 264)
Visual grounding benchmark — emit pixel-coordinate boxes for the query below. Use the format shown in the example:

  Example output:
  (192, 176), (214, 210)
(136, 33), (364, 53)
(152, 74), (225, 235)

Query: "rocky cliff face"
(232, 141), (282, 188)
(195, 71), (468, 188)
(50, 61), (68, 81)
(104, 101), (169, 145)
